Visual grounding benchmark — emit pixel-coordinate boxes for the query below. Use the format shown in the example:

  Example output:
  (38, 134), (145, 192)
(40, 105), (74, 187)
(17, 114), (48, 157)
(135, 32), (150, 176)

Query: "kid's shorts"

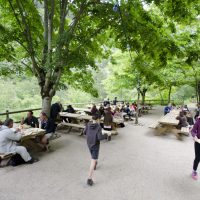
(89, 145), (100, 160)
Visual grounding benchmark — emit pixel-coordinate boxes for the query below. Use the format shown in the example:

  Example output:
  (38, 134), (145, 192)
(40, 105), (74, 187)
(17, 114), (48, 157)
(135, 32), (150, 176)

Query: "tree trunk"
(140, 88), (147, 105)
(42, 96), (53, 116)
(135, 90), (140, 124)
(168, 86), (172, 104)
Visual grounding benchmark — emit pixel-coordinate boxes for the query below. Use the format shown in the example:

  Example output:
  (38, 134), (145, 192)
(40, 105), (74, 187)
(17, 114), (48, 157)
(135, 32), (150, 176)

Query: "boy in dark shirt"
(84, 115), (111, 186)
(21, 111), (39, 128)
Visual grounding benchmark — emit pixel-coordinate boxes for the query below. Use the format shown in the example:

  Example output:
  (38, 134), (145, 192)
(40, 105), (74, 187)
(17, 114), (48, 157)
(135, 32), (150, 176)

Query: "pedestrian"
(191, 117), (200, 180)
(84, 115), (111, 186)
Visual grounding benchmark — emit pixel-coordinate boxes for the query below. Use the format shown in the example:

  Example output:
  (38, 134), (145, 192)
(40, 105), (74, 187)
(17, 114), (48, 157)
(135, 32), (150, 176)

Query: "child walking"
(191, 117), (200, 180)
(84, 115), (111, 186)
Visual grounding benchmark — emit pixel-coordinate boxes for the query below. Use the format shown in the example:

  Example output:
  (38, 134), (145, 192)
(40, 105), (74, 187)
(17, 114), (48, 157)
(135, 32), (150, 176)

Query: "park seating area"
(0, 102), (154, 167)
(149, 109), (191, 139)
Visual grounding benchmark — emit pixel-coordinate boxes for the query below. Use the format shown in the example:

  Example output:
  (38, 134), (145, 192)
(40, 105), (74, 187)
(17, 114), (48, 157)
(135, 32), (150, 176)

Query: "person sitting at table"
(182, 105), (189, 112)
(40, 112), (55, 151)
(64, 105), (75, 113)
(21, 110), (39, 128)
(114, 107), (125, 128)
(176, 111), (189, 129)
(103, 98), (110, 107)
(63, 105), (75, 123)
(164, 104), (172, 115)
(103, 107), (113, 140)
(99, 104), (105, 117)
(0, 118), (38, 165)
(183, 111), (194, 125)
(91, 104), (100, 117)
(123, 104), (132, 119)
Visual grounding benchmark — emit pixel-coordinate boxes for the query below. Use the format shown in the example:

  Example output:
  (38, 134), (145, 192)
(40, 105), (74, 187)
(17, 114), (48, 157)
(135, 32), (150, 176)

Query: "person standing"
(113, 97), (118, 106)
(191, 117), (200, 180)
(84, 115), (111, 186)
(50, 101), (63, 121)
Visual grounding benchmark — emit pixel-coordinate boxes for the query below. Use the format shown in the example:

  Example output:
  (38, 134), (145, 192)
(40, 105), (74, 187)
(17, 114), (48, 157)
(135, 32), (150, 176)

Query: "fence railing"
(0, 99), (184, 122)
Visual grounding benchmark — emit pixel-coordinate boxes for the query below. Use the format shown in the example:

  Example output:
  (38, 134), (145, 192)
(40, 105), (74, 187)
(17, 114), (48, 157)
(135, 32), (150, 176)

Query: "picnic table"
(20, 128), (46, 141)
(73, 108), (91, 114)
(59, 112), (122, 135)
(60, 112), (123, 124)
(149, 109), (189, 139)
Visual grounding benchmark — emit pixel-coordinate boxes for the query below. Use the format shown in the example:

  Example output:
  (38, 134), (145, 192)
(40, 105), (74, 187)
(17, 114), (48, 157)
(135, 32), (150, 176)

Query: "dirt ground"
(0, 106), (199, 200)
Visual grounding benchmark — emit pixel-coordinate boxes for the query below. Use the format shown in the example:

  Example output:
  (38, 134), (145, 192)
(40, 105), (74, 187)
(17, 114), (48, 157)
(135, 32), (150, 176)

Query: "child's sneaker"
(87, 179), (94, 186)
(191, 171), (198, 180)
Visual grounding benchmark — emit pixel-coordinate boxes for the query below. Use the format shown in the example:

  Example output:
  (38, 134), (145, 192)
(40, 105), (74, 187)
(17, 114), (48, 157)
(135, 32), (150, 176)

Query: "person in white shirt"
(0, 119), (37, 164)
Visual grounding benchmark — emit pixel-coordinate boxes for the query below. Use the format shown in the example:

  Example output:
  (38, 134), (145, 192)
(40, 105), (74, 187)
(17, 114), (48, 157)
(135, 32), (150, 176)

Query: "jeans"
(193, 142), (200, 171)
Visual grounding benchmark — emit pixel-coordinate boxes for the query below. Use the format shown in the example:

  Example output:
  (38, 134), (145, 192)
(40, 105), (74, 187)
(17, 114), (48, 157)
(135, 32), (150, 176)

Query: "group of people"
(0, 102), (64, 166)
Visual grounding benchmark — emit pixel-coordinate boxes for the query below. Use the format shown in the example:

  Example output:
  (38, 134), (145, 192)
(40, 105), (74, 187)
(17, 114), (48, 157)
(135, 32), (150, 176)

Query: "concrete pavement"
(0, 107), (199, 200)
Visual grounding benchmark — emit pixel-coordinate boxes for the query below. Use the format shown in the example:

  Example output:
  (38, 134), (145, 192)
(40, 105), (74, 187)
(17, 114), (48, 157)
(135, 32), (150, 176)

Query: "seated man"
(21, 110), (39, 128)
(40, 112), (55, 151)
(64, 105), (75, 113)
(0, 118), (37, 164)
(63, 105), (75, 123)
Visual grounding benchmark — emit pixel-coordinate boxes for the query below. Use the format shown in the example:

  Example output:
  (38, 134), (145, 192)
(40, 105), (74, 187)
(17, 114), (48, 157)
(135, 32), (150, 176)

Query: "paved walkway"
(0, 107), (199, 200)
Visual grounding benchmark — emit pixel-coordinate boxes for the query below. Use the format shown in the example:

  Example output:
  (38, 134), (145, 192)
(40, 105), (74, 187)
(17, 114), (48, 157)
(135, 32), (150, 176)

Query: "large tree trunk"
(140, 88), (147, 105)
(42, 96), (53, 116)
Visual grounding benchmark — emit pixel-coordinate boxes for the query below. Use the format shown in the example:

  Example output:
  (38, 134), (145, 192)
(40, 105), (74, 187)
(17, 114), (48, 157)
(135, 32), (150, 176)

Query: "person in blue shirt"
(164, 104), (172, 115)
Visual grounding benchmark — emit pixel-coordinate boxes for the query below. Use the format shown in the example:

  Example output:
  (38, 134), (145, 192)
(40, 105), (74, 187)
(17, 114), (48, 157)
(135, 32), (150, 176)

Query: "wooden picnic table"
(20, 128), (45, 141)
(60, 112), (123, 124)
(73, 108), (91, 114)
(150, 109), (184, 139)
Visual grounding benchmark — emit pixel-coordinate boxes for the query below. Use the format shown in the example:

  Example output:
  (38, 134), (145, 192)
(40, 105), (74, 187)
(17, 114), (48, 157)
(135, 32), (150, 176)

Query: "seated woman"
(21, 110), (39, 128)
(114, 107), (125, 128)
(176, 111), (189, 129)
(40, 112), (55, 151)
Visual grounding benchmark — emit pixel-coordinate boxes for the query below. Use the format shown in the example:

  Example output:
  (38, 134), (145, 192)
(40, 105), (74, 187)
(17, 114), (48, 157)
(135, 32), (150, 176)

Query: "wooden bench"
(60, 122), (85, 134)
(180, 127), (190, 136)
(149, 121), (160, 129)
(0, 153), (13, 160)
(141, 109), (149, 114)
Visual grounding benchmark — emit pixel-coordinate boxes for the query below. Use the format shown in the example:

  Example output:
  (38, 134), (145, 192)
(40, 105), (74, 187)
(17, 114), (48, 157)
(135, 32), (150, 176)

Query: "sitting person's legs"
(15, 146), (32, 162)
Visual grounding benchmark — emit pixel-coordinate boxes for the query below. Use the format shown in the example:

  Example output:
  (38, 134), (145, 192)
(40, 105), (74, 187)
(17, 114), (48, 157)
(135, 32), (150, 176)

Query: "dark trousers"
(193, 142), (200, 171)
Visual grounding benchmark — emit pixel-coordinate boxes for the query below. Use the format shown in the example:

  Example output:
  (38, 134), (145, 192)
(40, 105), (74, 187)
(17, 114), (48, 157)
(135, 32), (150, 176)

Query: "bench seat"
(180, 127), (190, 136)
